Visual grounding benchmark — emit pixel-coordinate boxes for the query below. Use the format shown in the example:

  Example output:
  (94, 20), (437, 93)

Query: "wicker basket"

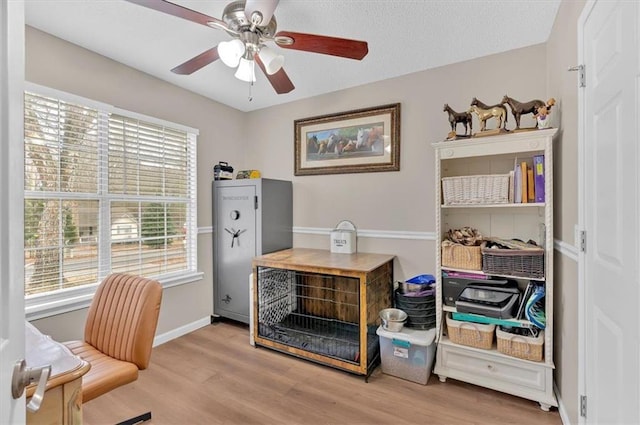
(442, 174), (510, 205)
(442, 241), (484, 271)
(496, 328), (544, 362)
(482, 246), (544, 278)
(446, 315), (495, 350)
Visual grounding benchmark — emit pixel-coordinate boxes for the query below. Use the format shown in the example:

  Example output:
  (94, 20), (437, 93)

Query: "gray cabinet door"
(214, 184), (256, 322)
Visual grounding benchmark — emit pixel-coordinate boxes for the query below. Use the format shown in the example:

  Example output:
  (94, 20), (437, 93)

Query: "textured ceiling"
(25, 0), (561, 112)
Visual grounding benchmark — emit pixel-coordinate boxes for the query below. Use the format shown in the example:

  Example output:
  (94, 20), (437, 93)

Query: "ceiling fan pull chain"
(248, 81), (253, 102)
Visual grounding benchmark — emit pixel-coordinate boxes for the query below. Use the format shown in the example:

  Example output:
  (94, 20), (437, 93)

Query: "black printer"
(443, 274), (520, 319)
(442, 275), (512, 306)
(456, 286), (520, 319)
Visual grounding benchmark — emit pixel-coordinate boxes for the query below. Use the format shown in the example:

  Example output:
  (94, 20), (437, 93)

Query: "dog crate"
(252, 248), (394, 379)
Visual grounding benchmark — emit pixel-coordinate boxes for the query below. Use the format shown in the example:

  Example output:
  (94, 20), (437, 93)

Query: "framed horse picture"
(294, 103), (401, 176)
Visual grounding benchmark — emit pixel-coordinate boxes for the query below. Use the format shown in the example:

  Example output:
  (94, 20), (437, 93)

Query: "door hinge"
(580, 230), (587, 253)
(568, 65), (586, 87)
(254, 195), (258, 210)
(580, 395), (587, 417)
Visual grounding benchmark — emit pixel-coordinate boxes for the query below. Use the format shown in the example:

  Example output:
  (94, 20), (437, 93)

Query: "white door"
(580, 0), (640, 423)
(0, 1), (26, 423)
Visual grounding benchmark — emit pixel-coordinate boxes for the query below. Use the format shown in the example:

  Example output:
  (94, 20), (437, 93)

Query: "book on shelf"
(527, 168), (535, 202)
(508, 170), (515, 203)
(520, 161), (528, 203)
(514, 161), (522, 203)
(533, 154), (545, 202)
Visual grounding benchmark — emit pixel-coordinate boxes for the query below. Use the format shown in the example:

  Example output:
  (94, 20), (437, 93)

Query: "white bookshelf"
(432, 128), (558, 411)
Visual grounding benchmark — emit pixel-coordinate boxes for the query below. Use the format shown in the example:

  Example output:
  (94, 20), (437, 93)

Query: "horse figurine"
(501, 95), (556, 129)
(443, 104), (472, 136)
(470, 97), (508, 129)
(468, 104), (506, 132)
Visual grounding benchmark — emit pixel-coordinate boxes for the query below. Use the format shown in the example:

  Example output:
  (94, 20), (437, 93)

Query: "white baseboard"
(554, 382), (572, 425)
(153, 316), (211, 347)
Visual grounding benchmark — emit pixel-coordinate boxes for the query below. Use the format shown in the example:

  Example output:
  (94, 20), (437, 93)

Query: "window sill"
(25, 271), (204, 321)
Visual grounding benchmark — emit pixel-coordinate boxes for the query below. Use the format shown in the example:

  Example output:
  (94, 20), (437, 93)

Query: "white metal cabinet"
(432, 129), (557, 410)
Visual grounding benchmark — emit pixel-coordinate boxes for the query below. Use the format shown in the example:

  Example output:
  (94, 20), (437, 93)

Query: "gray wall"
(546, 1), (586, 423)
(27, 2), (586, 420)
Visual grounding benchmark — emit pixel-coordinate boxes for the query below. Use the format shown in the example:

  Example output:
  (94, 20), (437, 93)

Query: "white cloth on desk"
(25, 321), (82, 377)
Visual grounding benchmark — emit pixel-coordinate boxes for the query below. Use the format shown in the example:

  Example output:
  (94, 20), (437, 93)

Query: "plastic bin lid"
(406, 274), (436, 284)
(376, 326), (436, 346)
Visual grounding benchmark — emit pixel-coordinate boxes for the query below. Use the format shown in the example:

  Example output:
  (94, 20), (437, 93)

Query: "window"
(24, 84), (199, 316)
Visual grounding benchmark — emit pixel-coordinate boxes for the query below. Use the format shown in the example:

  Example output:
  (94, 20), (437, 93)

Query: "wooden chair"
(64, 273), (162, 424)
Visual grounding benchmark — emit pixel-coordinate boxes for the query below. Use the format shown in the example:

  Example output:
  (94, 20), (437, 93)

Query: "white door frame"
(0, 0), (26, 423)
(576, 3), (592, 425)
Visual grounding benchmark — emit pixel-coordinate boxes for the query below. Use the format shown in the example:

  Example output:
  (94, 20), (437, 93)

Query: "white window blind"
(24, 87), (198, 302)
(107, 115), (194, 277)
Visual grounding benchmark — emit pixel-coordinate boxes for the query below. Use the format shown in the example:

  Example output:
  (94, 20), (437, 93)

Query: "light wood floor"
(83, 321), (563, 425)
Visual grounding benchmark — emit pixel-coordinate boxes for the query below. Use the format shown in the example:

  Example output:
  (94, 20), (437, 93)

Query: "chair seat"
(64, 340), (139, 402)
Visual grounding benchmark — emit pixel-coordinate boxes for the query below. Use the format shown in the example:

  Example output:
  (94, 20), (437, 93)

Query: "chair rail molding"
(199, 226), (434, 241)
(554, 238), (578, 262)
(294, 226), (435, 240)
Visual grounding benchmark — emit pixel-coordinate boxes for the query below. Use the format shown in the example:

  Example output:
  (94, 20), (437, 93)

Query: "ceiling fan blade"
(274, 31), (368, 60)
(171, 47), (220, 75)
(255, 54), (294, 94)
(244, 0), (279, 26)
(124, 0), (226, 28)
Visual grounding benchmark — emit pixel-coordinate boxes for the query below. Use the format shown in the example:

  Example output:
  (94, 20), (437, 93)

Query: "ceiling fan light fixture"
(259, 46), (284, 75)
(128, 0), (368, 95)
(235, 56), (256, 83)
(218, 39), (245, 68)
(244, 0), (279, 27)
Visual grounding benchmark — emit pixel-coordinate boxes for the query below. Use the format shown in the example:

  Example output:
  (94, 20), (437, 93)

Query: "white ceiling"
(25, 0), (561, 112)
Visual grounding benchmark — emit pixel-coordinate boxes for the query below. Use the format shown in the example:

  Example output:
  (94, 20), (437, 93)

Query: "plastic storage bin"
(376, 326), (436, 385)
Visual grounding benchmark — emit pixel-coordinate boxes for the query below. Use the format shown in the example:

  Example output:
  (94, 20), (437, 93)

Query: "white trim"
(25, 284), (99, 321)
(25, 271), (203, 321)
(576, 3), (593, 424)
(554, 382), (572, 425)
(293, 226), (436, 240)
(199, 226), (435, 241)
(554, 238), (579, 262)
(1, 1), (26, 422)
(153, 316), (210, 347)
(293, 226), (327, 236)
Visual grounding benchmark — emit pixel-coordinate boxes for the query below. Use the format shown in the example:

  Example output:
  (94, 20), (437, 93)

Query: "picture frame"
(294, 103), (401, 176)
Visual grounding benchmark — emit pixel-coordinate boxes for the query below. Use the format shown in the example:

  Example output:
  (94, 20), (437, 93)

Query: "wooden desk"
(252, 248), (395, 378)
(25, 322), (90, 425)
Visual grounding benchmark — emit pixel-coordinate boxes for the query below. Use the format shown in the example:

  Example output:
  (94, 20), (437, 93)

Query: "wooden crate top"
(252, 248), (394, 275)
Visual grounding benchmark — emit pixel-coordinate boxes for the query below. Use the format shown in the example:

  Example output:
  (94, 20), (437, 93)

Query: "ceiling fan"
(125, 0), (369, 94)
